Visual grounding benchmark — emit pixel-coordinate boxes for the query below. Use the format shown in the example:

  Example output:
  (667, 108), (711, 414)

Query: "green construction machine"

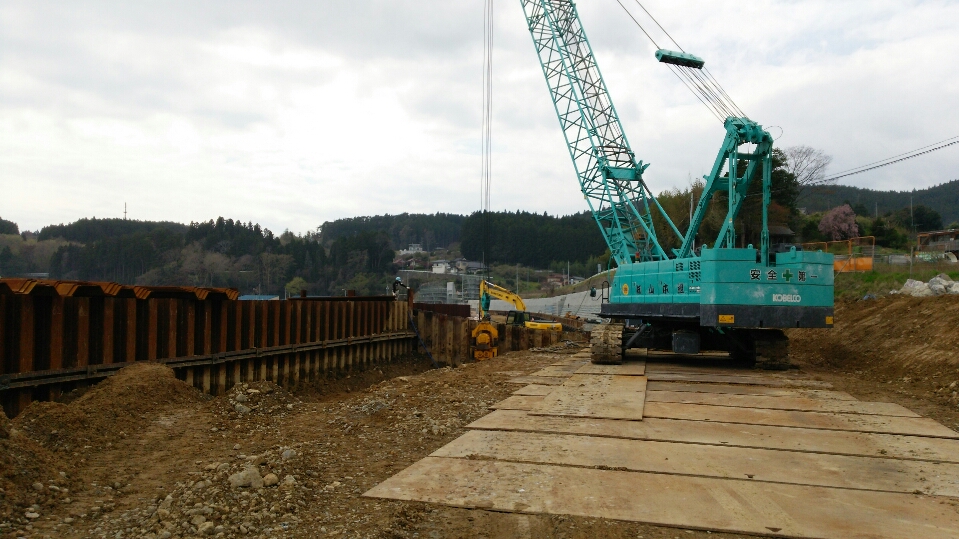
(520, 0), (834, 367)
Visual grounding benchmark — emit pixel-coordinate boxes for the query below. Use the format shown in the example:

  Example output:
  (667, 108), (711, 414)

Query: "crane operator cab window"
(506, 311), (530, 326)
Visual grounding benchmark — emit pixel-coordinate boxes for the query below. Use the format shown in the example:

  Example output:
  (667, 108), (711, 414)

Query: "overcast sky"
(2, 0), (958, 233)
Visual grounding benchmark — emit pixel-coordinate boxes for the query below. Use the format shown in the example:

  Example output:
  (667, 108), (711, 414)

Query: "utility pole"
(124, 203), (127, 220)
(516, 263), (519, 294)
(910, 196), (915, 235)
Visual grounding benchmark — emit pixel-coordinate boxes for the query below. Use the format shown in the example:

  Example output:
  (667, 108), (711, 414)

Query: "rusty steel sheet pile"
(0, 278), (414, 417)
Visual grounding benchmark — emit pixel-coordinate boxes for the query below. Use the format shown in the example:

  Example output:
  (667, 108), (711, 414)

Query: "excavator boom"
(478, 280), (561, 331)
(479, 280), (526, 318)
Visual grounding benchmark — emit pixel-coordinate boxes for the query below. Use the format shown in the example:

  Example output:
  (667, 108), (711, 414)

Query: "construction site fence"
(412, 310), (588, 368)
(802, 237), (877, 274)
(1, 293), (415, 418)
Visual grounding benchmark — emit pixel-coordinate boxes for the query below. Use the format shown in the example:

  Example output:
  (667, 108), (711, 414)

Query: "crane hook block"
(655, 49), (705, 69)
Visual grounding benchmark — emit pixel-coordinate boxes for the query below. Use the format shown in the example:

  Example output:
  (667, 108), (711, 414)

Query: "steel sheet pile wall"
(413, 310), (583, 367)
(0, 279), (415, 417)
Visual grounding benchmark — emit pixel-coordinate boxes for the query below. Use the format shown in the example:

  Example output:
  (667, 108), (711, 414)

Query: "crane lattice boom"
(521, 0), (682, 264)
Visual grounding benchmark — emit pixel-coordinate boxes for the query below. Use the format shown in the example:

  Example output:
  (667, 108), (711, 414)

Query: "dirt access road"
(2, 294), (958, 539)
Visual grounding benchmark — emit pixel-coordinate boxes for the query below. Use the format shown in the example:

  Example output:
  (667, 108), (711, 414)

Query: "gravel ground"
(4, 324), (958, 539)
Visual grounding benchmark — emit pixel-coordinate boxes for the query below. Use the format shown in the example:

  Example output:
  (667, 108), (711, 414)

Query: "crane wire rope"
(480, 0), (494, 281)
(621, 1), (959, 187)
(614, 0), (746, 122)
(633, 0), (750, 120)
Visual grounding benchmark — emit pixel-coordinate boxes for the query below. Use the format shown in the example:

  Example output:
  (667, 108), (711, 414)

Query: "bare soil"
(788, 294), (959, 430)
(1, 295), (957, 539)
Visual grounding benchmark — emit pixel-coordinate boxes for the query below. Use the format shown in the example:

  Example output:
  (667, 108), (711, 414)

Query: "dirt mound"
(0, 417), (76, 521)
(789, 294), (959, 405)
(14, 362), (203, 453)
(3, 363), (203, 525)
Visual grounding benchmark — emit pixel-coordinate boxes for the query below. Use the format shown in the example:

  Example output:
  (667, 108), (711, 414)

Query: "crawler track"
(589, 323), (624, 364)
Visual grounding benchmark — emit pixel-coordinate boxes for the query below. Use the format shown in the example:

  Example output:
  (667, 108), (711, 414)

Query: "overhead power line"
(818, 136), (959, 184)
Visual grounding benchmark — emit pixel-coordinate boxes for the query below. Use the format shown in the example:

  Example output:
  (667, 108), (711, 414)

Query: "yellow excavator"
(472, 280), (562, 360)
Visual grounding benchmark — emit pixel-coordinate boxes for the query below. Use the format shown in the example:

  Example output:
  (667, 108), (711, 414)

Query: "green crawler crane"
(520, 0), (833, 367)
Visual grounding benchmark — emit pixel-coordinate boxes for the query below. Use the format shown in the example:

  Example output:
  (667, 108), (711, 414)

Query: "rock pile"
(224, 382), (298, 418)
(91, 445), (308, 538)
(896, 273), (959, 297)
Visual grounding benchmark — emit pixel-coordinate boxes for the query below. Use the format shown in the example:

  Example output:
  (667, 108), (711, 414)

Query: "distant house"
(569, 276), (585, 285)
(398, 243), (425, 255)
(453, 259), (486, 274)
(919, 228), (959, 256)
(393, 256), (418, 267)
(431, 260), (451, 274)
(768, 225), (795, 245)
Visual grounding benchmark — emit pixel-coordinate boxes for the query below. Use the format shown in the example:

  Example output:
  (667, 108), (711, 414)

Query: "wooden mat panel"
(365, 457), (959, 539)
(468, 409), (959, 463)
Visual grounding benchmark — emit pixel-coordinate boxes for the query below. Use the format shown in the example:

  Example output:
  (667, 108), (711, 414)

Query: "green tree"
(850, 202), (870, 216)
(0, 245), (14, 275)
(889, 204), (943, 232)
(285, 276), (308, 297)
(0, 217), (19, 235)
(868, 216), (908, 249)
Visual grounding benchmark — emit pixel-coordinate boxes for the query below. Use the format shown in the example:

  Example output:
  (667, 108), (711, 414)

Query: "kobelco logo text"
(772, 294), (801, 303)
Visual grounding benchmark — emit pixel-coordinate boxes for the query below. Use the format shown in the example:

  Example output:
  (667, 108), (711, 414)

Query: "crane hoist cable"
(480, 0), (494, 281)
(614, 0), (746, 122)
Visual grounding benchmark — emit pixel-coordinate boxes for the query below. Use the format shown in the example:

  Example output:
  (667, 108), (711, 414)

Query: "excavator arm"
(479, 280), (562, 331)
(479, 280), (526, 319)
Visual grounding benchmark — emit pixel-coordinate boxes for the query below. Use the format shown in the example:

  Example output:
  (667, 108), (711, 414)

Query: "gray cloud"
(2, 0), (957, 233)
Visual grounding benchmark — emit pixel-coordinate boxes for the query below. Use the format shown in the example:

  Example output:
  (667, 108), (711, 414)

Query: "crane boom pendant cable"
(616, 0), (746, 122)
(481, 0), (494, 281)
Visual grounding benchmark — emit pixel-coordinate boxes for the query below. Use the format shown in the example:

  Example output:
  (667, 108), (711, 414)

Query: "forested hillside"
(802, 180), (959, 226)
(1, 217), (395, 296)
(317, 213), (465, 250)
(460, 211), (609, 275)
(37, 218), (187, 242)
(3, 176), (957, 296)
